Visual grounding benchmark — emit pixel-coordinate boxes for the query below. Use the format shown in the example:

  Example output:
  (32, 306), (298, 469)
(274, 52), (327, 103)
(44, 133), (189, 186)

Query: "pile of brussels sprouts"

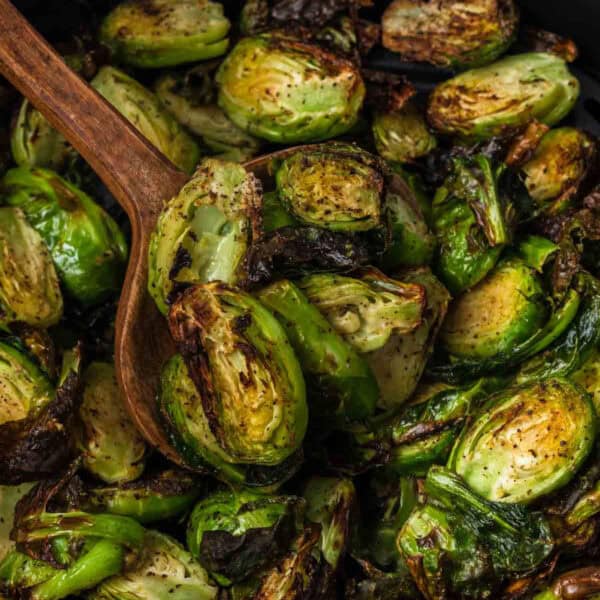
(1, 0), (600, 598)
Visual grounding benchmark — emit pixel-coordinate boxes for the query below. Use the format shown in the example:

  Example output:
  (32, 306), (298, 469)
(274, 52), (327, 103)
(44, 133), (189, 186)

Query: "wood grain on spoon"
(0, 0), (188, 463)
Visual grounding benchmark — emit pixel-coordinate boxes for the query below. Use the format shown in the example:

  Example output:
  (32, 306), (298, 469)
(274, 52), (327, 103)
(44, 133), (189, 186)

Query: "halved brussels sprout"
(366, 268), (450, 409)
(522, 127), (597, 214)
(382, 0), (519, 69)
(11, 99), (72, 171)
(373, 101), (437, 164)
(186, 488), (302, 585)
(0, 346), (81, 484)
(158, 354), (302, 488)
(573, 348), (600, 415)
(257, 279), (378, 422)
(0, 207), (63, 329)
(155, 71), (261, 163)
(298, 269), (425, 354)
(303, 477), (355, 570)
(78, 362), (147, 484)
(90, 530), (218, 600)
(1, 539), (126, 600)
(533, 567), (600, 600)
(441, 258), (547, 359)
(91, 66), (200, 174)
(432, 155), (512, 294)
(85, 469), (201, 524)
(428, 53), (580, 140)
(100, 0), (230, 68)
(216, 34), (365, 143)
(2, 167), (128, 306)
(148, 158), (261, 315)
(398, 466), (554, 599)
(0, 340), (53, 427)
(449, 378), (595, 503)
(275, 144), (384, 232)
(168, 282), (307, 466)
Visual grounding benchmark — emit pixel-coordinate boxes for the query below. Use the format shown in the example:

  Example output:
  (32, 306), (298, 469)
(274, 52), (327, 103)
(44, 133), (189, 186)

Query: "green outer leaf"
(257, 279), (378, 422)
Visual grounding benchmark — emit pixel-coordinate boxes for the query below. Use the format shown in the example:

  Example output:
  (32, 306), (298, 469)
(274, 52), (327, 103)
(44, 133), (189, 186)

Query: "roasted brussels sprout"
(0, 207), (63, 328)
(522, 127), (598, 214)
(0, 346), (81, 485)
(2, 167), (128, 306)
(0, 539), (126, 600)
(298, 269), (424, 354)
(168, 282), (307, 466)
(187, 488), (302, 585)
(428, 53), (580, 140)
(382, 0), (519, 69)
(380, 173), (436, 270)
(449, 378), (595, 503)
(84, 469), (201, 524)
(398, 466), (554, 599)
(373, 101), (437, 164)
(440, 258), (547, 358)
(148, 158), (261, 315)
(216, 34), (365, 143)
(275, 144), (384, 232)
(432, 155), (512, 294)
(533, 566), (600, 600)
(257, 279), (378, 422)
(90, 530), (218, 600)
(573, 348), (600, 414)
(77, 362), (147, 484)
(303, 476), (355, 570)
(91, 66), (200, 174)
(11, 100), (72, 171)
(100, 0), (230, 68)
(155, 70), (261, 162)
(366, 268), (450, 409)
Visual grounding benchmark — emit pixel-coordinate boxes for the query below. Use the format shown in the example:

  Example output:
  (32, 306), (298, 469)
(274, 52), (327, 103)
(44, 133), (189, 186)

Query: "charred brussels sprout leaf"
(0, 346), (82, 485)
(449, 378), (595, 503)
(275, 144), (384, 232)
(441, 258), (547, 359)
(148, 158), (262, 315)
(77, 362), (147, 484)
(155, 70), (261, 163)
(90, 530), (218, 600)
(0, 539), (126, 600)
(398, 466), (554, 599)
(382, 0), (519, 69)
(84, 469), (201, 524)
(100, 0), (230, 68)
(367, 268), (450, 409)
(303, 476), (355, 570)
(0, 207), (63, 328)
(91, 66), (200, 174)
(373, 101), (437, 164)
(533, 566), (600, 600)
(186, 488), (302, 585)
(216, 34), (365, 143)
(2, 167), (128, 306)
(11, 100), (73, 171)
(432, 155), (512, 294)
(522, 127), (598, 214)
(257, 279), (378, 422)
(298, 269), (425, 354)
(168, 282), (307, 466)
(428, 53), (580, 140)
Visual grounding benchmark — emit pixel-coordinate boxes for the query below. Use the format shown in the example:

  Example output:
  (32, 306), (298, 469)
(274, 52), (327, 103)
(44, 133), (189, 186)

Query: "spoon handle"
(0, 0), (187, 221)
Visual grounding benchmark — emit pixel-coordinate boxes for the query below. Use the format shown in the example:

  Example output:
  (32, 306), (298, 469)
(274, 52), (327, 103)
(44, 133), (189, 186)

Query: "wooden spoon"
(0, 0), (298, 464)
